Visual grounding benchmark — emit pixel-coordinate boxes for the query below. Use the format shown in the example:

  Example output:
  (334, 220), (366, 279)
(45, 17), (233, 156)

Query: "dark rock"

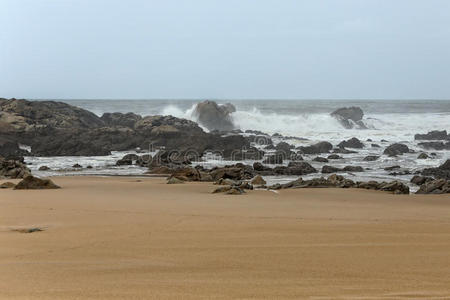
(371, 144), (381, 148)
(72, 164), (82, 168)
(116, 154), (140, 166)
(322, 165), (341, 173)
(416, 179), (448, 194)
(421, 159), (450, 180)
(363, 155), (380, 161)
(38, 166), (50, 171)
(298, 141), (333, 154)
(415, 130), (448, 140)
(378, 181), (410, 194)
(313, 157), (329, 163)
(410, 175), (432, 186)
(262, 152), (284, 164)
(14, 175), (60, 189)
(327, 154), (342, 159)
(264, 144), (276, 150)
(383, 143), (409, 156)
(100, 112), (142, 128)
(286, 161), (317, 175)
(0, 138), (29, 158)
(192, 100), (235, 131)
(418, 141), (450, 151)
(343, 166), (364, 172)
(338, 137), (364, 149)
(384, 165), (400, 171)
(332, 147), (358, 154)
(330, 107), (367, 129)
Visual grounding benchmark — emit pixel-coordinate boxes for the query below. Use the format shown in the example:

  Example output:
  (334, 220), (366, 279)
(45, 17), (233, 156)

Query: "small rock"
(313, 157), (329, 163)
(38, 166), (50, 171)
(417, 153), (429, 159)
(0, 182), (16, 189)
(72, 163), (82, 168)
(251, 175), (266, 185)
(363, 155), (380, 161)
(167, 177), (185, 184)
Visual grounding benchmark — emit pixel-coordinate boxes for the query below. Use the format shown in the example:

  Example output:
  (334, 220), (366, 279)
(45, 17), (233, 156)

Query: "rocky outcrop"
(330, 107), (367, 129)
(0, 157), (30, 179)
(100, 112), (142, 128)
(268, 174), (409, 194)
(322, 165), (364, 173)
(415, 130), (449, 140)
(383, 143), (410, 156)
(415, 179), (450, 194)
(421, 159), (450, 180)
(192, 100), (236, 131)
(0, 137), (29, 159)
(337, 137), (364, 149)
(116, 154), (140, 166)
(14, 175), (60, 189)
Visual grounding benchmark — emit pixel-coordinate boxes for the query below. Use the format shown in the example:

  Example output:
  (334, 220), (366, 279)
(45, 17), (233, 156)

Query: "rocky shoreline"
(1, 98), (449, 194)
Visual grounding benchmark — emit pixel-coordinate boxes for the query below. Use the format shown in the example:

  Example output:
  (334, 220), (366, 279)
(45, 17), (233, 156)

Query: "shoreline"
(1, 176), (450, 299)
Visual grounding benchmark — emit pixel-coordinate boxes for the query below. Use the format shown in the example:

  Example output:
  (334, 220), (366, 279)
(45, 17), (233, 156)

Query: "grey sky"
(1, 0), (449, 99)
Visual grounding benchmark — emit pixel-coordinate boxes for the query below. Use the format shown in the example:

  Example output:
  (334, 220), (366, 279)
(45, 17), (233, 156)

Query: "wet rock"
(331, 107), (367, 129)
(313, 157), (329, 163)
(275, 142), (294, 153)
(343, 166), (364, 172)
(14, 175), (60, 189)
(332, 147), (358, 154)
(384, 165), (400, 171)
(363, 155), (380, 161)
(86, 165), (93, 169)
(286, 161), (317, 175)
(262, 152), (284, 164)
(72, 164), (82, 168)
(421, 159), (450, 180)
(38, 166), (50, 171)
(416, 179), (448, 194)
(371, 144), (381, 148)
(338, 137), (364, 149)
(383, 143), (410, 156)
(264, 144), (276, 150)
(116, 154), (140, 166)
(417, 153), (429, 159)
(0, 138), (30, 158)
(378, 181), (410, 194)
(192, 100), (235, 131)
(322, 165), (363, 173)
(136, 154), (152, 167)
(322, 165), (341, 174)
(246, 135), (273, 146)
(298, 141), (333, 154)
(415, 130), (449, 140)
(327, 154), (342, 159)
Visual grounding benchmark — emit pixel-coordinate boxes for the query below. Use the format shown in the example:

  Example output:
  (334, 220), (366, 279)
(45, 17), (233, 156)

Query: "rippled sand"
(1, 176), (450, 299)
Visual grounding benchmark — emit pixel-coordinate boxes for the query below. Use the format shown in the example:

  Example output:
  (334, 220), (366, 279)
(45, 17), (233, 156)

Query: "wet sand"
(1, 176), (450, 299)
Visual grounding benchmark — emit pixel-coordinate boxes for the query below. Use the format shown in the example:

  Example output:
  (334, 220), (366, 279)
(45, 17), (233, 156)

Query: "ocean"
(27, 99), (450, 190)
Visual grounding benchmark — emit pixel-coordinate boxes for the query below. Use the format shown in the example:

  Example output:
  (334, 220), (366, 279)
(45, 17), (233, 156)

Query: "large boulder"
(330, 107), (367, 129)
(421, 159), (450, 180)
(298, 141), (333, 154)
(383, 143), (410, 156)
(286, 161), (317, 175)
(192, 100), (236, 131)
(14, 175), (60, 189)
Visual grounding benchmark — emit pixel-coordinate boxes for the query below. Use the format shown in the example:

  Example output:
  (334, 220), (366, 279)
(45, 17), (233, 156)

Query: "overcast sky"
(1, 0), (449, 99)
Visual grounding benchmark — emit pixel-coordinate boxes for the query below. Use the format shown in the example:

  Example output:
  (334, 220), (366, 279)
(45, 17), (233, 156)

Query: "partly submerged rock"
(338, 137), (364, 149)
(298, 141), (333, 154)
(415, 130), (449, 140)
(383, 143), (410, 156)
(331, 107), (367, 129)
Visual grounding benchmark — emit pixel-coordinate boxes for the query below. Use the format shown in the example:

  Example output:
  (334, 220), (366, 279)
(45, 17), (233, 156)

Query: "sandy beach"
(0, 176), (449, 299)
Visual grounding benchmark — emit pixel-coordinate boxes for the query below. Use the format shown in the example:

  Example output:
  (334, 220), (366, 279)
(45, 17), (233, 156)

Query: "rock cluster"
(0, 157), (30, 179)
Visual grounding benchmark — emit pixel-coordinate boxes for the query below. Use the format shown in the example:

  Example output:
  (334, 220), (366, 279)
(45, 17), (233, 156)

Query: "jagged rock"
(417, 153), (429, 159)
(38, 166), (50, 171)
(327, 154), (342, 159)
(378, 181), (410, 194)
(100, 112), (142, 128)
(0, 138), (29, 159)
(298, 141), (333, 154)
(0, 182), (15, 189)
(418, 141), (450, 150)
(0, 157), (30, 179)
(415, 179), (449, 194)
(192, 100), (235, 131)
(415, 130), (449, 140)
(14, 175), (60, 189)
(338, 137), (364, 149)
(363, 155), (380, 161)
(313, 157), (329, 163)
(421, 159), (450, 180)
(251, 175), (266, 185)
(331, 107), (367, 129)
(383, 143), (410, 156)
(262, 152), (284, 164)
